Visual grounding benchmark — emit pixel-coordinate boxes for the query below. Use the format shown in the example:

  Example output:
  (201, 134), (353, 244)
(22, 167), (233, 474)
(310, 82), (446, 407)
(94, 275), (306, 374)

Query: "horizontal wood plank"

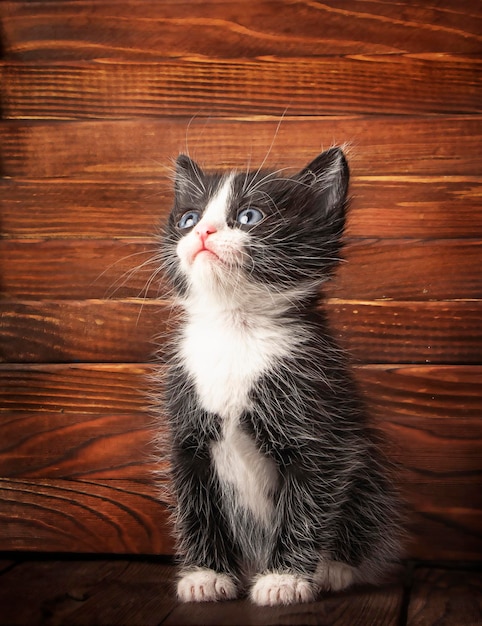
(1, 299), (482, 365)
(0, 478), (173, 553)
(0, 363), (149, 414)
(2, 55), (480, 119)
(1, 0), (480, 59)
(1, 117), (481, 179)
(1, 238), (481, 300)
(2, 176), (482, 239)
(406, 567), (482, 626)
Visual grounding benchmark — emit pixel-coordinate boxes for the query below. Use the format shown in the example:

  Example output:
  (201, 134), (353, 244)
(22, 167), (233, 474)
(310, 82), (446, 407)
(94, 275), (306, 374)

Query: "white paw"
(250, 572), (315, 606)
(315, 560), (354, 591)
(177, 568), (237, 603)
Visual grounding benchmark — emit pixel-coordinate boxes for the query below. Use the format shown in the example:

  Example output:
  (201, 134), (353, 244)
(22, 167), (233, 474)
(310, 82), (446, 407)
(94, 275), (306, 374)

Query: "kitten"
(160, 147), (403, 606)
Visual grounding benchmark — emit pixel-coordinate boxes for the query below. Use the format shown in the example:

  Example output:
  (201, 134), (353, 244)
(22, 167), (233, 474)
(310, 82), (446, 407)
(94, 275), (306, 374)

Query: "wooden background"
(0, 0), (481, 561)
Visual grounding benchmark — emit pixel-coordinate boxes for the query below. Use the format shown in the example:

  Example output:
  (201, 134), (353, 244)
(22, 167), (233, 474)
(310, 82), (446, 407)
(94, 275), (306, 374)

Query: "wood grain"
(0, 363), (149, 414)
(0, 560), (178, 626)
(164, 580), (404, 626)
(2, 299), (482, 364)
(1, 117), (481, 179)
(1, 0), (480, 60)
(2, 55), (480, 119)
(1, 238), (481, 300)
(0, 478), (173, 553)
(0, 412), (159, 479)
(407, 567), (482, 625)
(2, 176), (482, 239)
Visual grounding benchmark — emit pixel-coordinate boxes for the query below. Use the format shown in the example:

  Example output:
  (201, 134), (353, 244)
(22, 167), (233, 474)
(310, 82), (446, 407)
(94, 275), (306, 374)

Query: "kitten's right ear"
(175, 154), (205, 196)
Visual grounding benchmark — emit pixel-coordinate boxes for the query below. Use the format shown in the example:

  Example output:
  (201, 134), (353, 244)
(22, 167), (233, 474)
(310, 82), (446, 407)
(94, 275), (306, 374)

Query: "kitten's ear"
(295, 147), (349, 212)
(174, 154), (205, 196)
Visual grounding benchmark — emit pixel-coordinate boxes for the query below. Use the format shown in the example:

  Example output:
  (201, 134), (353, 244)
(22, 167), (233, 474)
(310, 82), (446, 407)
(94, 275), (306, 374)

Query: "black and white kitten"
(160, 147), (402, 606)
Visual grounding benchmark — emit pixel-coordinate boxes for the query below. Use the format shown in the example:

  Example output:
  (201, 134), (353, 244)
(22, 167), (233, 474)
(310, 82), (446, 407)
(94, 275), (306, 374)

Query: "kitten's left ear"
(295, 147), (349, 212)
(174, 154), (205, 197)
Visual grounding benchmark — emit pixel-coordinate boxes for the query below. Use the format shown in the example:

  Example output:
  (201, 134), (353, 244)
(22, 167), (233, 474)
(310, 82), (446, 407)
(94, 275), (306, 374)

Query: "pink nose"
(195, 222), (217, 243)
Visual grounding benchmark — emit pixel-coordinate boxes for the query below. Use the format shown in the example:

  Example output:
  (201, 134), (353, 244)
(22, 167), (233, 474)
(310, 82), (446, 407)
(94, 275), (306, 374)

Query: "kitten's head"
(162, 147), (349, 301)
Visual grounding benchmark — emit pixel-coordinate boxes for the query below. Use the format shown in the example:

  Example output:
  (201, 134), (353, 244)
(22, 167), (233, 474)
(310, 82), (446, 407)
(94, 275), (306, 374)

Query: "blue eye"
(178, 210), (201, 230)
(236, 207), (264, 226)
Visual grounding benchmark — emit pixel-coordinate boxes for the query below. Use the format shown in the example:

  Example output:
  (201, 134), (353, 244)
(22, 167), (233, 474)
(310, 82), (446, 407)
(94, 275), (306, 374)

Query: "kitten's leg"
(172, 439), (240, 602)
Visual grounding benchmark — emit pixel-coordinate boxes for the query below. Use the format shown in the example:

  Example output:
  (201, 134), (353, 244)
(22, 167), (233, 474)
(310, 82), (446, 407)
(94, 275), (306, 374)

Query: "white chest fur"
(180, 305), (293, 419)
(179, 300), (296, 523)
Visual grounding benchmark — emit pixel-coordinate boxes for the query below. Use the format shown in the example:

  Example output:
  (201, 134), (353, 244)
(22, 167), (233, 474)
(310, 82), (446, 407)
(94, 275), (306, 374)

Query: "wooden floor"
(0, 558), (480, 626)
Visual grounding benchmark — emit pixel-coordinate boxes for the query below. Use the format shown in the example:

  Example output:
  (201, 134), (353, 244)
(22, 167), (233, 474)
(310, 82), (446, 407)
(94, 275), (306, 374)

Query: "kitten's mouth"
(192, 246), (220, 263)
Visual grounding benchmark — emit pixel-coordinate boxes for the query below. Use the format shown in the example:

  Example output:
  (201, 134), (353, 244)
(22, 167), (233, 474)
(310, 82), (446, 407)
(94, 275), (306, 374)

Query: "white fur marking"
(251, 573), (315, 606)
(177, 568), (237, 603)
(211, 424), (278, 525)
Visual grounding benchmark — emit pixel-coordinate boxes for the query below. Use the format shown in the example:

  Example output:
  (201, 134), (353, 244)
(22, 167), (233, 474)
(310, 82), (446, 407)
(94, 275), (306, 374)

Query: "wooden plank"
(0, 363), (149, 414)
(0, 412), (159, 479)
(164, 581), (404, 626)
(2, 55), (480, 118)
(1, 0), (480, 59)
(0, 560), (178, 626)
(0, 478), (173, 553)
(0, 300), (167, 363)
(1, 238), (481, 300)
(1, 117), (481, 178)
(407, 567), (482, 626)
(2, 299), (482, 364)
(2, 176), (482, 239)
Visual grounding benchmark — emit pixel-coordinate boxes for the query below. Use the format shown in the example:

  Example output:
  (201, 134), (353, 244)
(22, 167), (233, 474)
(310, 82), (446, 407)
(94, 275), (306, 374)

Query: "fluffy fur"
(159, 147), (403, 606)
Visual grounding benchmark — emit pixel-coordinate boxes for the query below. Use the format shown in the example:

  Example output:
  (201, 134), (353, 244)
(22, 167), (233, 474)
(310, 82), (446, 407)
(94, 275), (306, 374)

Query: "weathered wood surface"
(2, 177), (482, 239)
(0, 478), (173, 553)
(1, 117), (481, 178)
(1, 0), (480, 59)
(0, 559), (407, 626)
(407, 567), (482, 626)
(0, 559), (479, 626)
(2, 300), (482, 364)
(0, 560), (178, 626)
(2, 56), (481, 118)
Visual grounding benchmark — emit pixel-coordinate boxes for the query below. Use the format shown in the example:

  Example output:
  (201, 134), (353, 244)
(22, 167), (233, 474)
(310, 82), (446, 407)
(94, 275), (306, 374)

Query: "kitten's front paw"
(250, 572), (315, 606)
(177, 568), (237, 603)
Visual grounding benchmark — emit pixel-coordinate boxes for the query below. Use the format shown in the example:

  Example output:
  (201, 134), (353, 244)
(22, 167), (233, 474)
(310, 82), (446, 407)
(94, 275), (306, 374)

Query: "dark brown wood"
(0, 560), (178, 626)
(407, 567), (482, 626)
(1, 238), (480, 300)
(2, 55), (480, 118)
(164, 580), (404, 626)
(0, 478), (173, 553)
(2, 299), (482, 364)
(2, 176), (482, 239)
(1, 0), (480, 60)
(1, 117), (481, 179)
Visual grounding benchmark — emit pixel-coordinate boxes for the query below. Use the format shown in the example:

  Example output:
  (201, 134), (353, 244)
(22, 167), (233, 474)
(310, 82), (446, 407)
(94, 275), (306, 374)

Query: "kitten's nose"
(195, 222), (217, 244)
